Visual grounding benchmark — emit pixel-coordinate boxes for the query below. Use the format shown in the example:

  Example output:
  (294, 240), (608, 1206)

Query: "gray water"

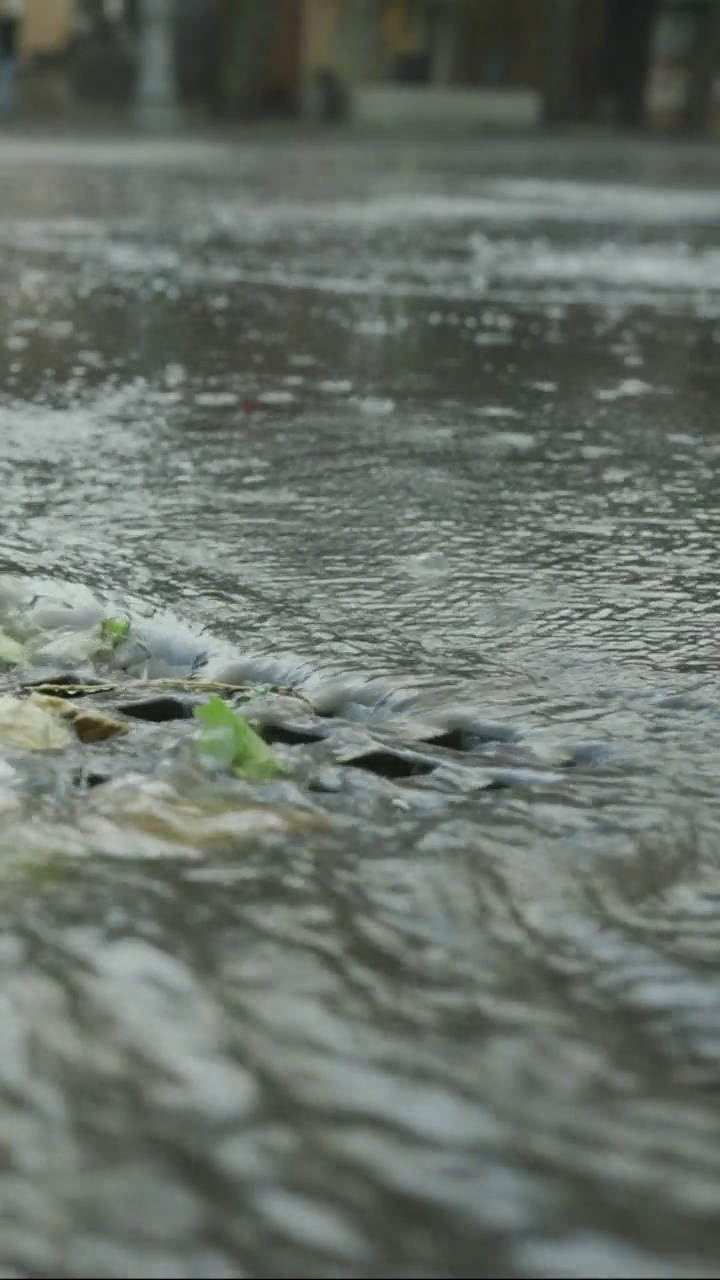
(0, 133), (720, 1278)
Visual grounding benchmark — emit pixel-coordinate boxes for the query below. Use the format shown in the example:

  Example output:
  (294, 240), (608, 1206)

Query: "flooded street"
(1, 131), (720, 1278)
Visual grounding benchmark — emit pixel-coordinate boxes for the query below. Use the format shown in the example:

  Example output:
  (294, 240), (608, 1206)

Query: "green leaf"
(194, 695), (287, 780)
(99, 617), (131, 648)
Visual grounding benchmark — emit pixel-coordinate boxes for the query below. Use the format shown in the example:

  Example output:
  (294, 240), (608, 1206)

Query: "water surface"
(0, 133), (719, 1279)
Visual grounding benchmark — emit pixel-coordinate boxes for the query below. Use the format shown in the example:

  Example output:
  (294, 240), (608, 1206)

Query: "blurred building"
(299, 0), (547, 126)
(11, 0), (720, 133)
(546, 0), (720, 131)
(20, 0), (75, 58)
(645, 0), (720, 130)
(297, 0), (720, 133)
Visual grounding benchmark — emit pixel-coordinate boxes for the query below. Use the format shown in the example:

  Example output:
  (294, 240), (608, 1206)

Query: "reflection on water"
(0, 136), (719, 1277)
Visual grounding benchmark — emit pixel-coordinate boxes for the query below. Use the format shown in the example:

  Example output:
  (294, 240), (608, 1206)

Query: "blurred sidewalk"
(0, 115), (719, 189)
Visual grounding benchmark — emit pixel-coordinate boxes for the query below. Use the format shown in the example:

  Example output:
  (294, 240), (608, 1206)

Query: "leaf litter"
(0, 597), (322, 868)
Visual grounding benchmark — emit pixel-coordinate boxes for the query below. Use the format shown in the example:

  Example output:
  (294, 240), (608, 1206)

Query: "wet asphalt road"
(1, 129), (720, 1278)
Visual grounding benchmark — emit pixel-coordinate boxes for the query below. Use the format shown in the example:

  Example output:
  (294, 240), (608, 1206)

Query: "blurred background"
(9, 0), (720, 135)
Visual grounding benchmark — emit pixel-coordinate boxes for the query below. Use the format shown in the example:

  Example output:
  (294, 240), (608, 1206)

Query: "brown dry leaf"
(29, 693), (129, 744)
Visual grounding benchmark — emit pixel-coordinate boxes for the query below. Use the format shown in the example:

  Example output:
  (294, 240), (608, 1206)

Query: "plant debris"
(194, 695), (288, 780)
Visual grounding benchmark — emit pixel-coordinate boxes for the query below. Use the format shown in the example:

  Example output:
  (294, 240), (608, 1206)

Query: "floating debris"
(29, 694), (129, 744)
(194, 696), (288, 780)
(0, 694), (71, 751)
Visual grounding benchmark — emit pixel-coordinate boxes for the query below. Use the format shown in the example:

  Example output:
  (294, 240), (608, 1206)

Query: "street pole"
(135, 0), (180, 129)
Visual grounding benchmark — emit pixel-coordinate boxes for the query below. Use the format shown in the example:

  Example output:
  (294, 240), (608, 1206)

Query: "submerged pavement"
(0, 129), (719, 1278)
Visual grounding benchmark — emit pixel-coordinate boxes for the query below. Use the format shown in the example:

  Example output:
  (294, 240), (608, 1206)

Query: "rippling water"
(0, 134), (719, 1278)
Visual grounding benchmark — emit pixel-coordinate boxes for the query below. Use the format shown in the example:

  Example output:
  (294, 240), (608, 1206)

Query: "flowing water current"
(0, 134), (719, 1278)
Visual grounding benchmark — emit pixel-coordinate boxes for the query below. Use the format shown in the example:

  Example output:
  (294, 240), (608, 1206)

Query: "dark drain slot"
(342, 750), (436, 780)
(118, 696), (196, 723)
(258, 722), (328, 747)
(421, 724), (520, 752)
